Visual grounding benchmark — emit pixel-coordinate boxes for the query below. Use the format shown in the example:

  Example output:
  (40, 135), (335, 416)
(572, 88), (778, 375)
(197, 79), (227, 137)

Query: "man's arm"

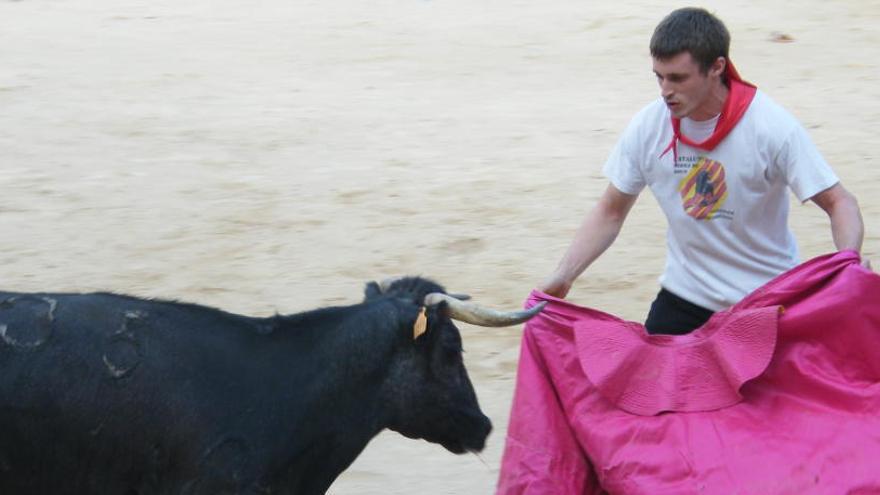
(541, 184), (639, 298)
(810, 183), (867, 266)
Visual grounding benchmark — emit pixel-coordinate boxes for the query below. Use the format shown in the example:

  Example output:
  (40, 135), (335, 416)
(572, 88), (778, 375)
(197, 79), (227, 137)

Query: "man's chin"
(670, 106), (688, 118)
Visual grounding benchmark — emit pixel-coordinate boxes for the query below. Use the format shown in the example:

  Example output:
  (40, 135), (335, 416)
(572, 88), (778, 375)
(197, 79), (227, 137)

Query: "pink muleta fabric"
(498, 251), (880, 494)
(577, 305), (779, 416)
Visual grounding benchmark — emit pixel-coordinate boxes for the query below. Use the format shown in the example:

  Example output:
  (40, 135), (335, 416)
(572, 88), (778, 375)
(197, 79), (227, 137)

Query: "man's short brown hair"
(650, 8), (730, 73)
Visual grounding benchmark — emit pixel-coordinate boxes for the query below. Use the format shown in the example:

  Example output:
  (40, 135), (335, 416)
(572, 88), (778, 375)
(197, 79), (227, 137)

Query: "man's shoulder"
(745, 90), (800, 128)
(624, 98), (670, 134)
(634, 97), (670, 121)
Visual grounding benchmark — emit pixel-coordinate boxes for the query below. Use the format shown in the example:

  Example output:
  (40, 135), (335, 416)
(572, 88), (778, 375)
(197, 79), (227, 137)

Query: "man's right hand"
(540, 273), (573, 299)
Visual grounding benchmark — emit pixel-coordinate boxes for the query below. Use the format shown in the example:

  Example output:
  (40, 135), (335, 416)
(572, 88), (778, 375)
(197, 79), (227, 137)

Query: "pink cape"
(497, 251), (880, 494)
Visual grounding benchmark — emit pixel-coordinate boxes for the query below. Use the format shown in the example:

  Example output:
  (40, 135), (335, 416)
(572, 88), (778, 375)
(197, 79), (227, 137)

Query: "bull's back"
(0, 291), (284, 494)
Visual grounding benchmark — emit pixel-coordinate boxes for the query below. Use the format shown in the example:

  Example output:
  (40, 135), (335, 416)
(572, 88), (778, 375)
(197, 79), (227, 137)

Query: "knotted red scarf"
(660, 61), (757, 161)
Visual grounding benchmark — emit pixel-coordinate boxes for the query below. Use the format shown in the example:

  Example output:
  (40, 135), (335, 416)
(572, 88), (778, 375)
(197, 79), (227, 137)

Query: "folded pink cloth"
(498, 250), (880, 494)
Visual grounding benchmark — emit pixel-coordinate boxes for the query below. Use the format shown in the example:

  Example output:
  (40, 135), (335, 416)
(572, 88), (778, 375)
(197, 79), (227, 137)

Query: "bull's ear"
(412, 306), (428, 340)
(364, 281), (382, 300)
(433, 301), (451, 320)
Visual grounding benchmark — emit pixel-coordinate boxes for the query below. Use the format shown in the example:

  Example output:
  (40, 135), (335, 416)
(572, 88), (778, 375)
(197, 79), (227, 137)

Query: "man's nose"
(659, 80), (674, 99)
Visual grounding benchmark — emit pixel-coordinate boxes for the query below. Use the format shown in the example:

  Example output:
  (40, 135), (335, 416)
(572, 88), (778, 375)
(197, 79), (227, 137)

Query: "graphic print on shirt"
(678, 157), (728, 220)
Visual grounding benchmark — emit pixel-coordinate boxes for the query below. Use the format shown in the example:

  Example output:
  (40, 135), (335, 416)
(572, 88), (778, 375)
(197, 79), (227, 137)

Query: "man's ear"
(710, 56), (726, 79)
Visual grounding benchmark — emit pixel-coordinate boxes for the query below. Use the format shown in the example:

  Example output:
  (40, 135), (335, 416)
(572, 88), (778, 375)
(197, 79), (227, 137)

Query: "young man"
(541, 7), (865, 335)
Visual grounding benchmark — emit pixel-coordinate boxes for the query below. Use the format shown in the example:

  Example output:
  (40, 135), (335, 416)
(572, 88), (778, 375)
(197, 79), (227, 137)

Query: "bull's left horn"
(423, 293), (547, 327)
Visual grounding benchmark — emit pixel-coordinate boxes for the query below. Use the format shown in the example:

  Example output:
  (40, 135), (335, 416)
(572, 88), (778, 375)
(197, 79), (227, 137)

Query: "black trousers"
(644, 288), (714, 335)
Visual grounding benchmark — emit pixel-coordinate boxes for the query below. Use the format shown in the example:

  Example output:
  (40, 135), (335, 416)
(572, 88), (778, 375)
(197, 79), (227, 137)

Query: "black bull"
(0, 277), (543, 494)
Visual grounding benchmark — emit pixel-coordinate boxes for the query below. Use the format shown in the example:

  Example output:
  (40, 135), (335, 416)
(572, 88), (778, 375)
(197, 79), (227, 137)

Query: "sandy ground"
(1, 0), (877, 493)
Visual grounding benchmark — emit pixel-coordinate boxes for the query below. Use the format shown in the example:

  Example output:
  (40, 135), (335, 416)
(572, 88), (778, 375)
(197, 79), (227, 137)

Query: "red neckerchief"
(660, 61), (757, 161)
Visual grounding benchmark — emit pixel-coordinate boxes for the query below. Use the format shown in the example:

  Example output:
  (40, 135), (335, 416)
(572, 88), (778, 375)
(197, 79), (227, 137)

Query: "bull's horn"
(423, 293), (547, 327)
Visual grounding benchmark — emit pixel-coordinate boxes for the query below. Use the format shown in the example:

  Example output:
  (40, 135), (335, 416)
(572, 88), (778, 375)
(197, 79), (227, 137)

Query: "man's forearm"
(553, 207), (626, 284)
(810, 183), (864, 253)
(828, 193), (864, 252)
(541, 184), (639, 298)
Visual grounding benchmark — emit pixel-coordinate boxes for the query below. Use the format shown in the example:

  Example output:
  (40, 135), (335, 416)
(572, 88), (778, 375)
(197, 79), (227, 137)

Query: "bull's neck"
(278, 427), (379, 494)
(270, 301), (402, 492)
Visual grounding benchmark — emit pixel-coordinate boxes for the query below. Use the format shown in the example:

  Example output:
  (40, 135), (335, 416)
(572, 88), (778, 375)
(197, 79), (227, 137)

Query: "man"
(541, 7), (865, 335)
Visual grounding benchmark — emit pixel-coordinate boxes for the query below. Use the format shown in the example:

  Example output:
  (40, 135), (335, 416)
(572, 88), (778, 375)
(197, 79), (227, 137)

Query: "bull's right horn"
(423, 293), (546, 327)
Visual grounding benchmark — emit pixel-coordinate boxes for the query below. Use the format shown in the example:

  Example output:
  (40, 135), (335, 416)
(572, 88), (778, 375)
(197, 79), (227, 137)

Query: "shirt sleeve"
(602, 116), (647, 195)
(774, 122), (839, 202)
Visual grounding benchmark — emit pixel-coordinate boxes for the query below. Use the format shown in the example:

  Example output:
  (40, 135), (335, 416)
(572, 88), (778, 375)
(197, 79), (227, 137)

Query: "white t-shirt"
(603, 90), (839, 311)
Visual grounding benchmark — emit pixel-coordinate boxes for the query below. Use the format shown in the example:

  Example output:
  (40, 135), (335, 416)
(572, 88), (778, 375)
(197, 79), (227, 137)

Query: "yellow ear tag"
(413, 307), (428, 340)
